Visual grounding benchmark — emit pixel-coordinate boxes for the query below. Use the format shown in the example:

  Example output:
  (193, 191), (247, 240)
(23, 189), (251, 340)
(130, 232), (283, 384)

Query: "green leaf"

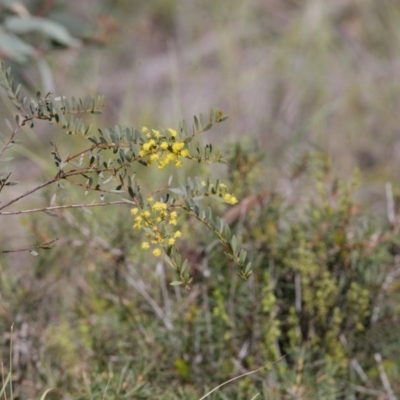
(169, 188), (182, 195)
(4, 16), (81, 48)
(203, 123), (212, 132)
(239, 250), (247, 264)
(170, 281), (183, 286)
(0, 157), (14, 162)
(164, 256), (175, 268)
(5, 118), (13, 132)
(128, 186), (135, 198)
(181, 259), (189, 273)
(245, 262), (252, 274)
(0, 29), (36, 63)
(231, 235), (238, 252)
(44, 210), (59, 217)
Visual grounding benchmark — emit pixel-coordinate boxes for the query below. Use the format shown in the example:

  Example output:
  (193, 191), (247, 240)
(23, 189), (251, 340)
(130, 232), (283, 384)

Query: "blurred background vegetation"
(2, 0), (400, 398)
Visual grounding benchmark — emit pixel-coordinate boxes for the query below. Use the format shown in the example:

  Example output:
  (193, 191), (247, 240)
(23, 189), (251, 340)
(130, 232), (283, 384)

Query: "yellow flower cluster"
(130, 198), (182, 257)
(201, 181), (238, 205)
(138, 127), (189, 169)
(222, 193), (238, 205)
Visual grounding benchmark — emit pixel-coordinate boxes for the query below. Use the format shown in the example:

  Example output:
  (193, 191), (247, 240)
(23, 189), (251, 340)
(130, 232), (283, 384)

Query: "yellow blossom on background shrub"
(150, 154), (159, 162)
(152, 202), (167, 212)
(180, 149), (189, 158)
(172, 142), (185, 153)
(152, 129), (161, 138)
(168, 128), (177, 137)
(223, 193), (238, 205)
(153, 248), (162, 257)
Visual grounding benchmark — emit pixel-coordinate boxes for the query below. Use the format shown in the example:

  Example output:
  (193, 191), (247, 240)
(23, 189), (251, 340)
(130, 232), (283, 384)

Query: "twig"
(374, 352), (397, 400)
(371, 264), (400, 323)
(295, 273), (302, 313)
(1, 239), (58, 254)
(340, 334), (371, 385)
(352, 385), (385, 397)
(0, 176), (59, 211)
(63, 177), (123, 194)
(0, 200), (128, 215)
(0, 122), (22, 159)
(124, 262), (173, 330)
(156, 261), (171, 317)
(350, 358), (369, 384)
(0, 172), (12, 193)
(386, 182), (396, 226)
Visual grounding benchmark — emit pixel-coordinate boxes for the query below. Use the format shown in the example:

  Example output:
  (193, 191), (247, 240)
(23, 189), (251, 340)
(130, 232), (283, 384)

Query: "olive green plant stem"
(0, 369), (11, 399)
(187, 210), (228, 246)
(0, 200), (127, 215)
(9, 324), (13, 400)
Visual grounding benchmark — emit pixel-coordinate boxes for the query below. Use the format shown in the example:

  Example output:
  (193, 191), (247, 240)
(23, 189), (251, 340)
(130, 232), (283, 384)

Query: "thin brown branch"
(1, 239), (58, 254)
(0, 200), (128, 215)
(0, 122), (22, 159)
(0, 154), (137, 211)
(65, 142), (131, 163)
(0, 176), (60, 211)
(374, 353), (396, 400)
(65, 145), (97, 162)
(64, 176), (118, 194)
(0, 172), (12, 193)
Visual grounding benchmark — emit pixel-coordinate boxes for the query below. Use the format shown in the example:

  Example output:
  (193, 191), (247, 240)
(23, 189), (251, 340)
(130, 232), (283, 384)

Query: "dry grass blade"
(198, 356), (286, 400)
